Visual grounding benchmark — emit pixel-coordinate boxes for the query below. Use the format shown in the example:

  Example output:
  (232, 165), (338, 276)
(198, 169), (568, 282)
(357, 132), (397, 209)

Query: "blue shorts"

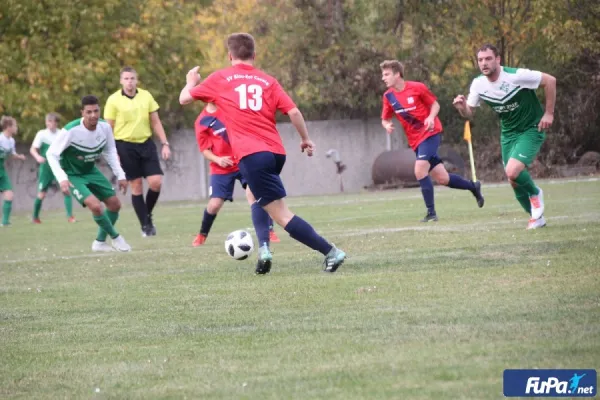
(210, 171), (247, 202)
(237, 152), (287, 207)
(415, 133), (443, 171)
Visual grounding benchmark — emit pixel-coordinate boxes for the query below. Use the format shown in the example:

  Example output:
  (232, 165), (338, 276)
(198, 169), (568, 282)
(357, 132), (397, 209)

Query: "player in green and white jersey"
(47, 95), (131, 252)
(453, 44), (557, 230)
(30, 113), (76, 224)
(0, 116), (27, 226)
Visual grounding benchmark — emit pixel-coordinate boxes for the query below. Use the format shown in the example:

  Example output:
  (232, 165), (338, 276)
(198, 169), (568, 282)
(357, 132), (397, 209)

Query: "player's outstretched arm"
(538, 73), (557, 131)
(46, 129), (72, 191)
(453, 95), (475, 119)
(179, 66), (202, 105)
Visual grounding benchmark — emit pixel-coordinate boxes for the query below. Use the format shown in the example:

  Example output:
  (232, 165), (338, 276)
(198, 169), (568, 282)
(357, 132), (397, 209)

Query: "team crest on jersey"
(499, 82), (510, 93)
(407, 97), (414, 104)
(95, 134), (103, 143)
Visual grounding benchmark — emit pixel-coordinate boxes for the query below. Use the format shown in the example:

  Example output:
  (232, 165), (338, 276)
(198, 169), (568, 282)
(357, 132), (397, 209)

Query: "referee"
(104, 66), (171, 237)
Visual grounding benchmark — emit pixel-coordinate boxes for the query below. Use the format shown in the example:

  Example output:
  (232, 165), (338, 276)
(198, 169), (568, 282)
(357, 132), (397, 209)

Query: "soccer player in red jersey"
(180, 33), (345, 274)
(193, 102), (280, 247)
(380, 60), (484, 222)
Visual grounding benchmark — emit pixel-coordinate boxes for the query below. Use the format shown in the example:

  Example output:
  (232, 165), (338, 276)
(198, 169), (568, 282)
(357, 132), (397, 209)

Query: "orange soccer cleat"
(269, 230), (281, 243)
(192, 234), (207, 247)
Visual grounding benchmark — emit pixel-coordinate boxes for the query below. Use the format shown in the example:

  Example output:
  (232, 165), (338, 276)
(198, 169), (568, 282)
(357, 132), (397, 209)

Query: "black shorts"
(237, 152), (287, 207)
(115, 139), (163, 181)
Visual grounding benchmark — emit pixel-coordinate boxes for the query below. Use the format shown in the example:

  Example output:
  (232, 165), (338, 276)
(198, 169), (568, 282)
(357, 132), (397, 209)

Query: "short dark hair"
(81, 95), (99, 109)
(379, 60), (404, 78)
(120, 66), (137, 76)
(477, 44), (499, 57)
(227, 33), (255, 61)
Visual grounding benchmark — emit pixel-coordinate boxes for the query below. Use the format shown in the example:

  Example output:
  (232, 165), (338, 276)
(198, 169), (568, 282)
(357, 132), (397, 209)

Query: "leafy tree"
(0, 0), (212, 139)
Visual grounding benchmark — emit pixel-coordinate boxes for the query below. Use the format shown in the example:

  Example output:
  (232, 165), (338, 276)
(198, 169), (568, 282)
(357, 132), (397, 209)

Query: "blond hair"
(1, 116), (16, 130)
(379, 60), (405, 78)
(46, 112), (61, 123)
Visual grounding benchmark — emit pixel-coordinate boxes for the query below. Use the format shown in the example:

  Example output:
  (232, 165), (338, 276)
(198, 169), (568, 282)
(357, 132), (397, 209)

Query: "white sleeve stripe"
(101, 125), (126, 181)
(46, 130), (71, 183)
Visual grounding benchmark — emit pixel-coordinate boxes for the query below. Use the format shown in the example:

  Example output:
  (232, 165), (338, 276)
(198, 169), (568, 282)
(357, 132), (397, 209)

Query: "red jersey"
(195, 108), (239, 175)
(381, 81), (443, 150)
(189, 64), (297, 160)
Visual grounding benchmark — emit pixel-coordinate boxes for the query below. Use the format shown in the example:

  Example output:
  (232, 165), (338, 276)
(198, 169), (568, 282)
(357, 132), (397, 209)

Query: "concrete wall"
(5, 118), (405, 211)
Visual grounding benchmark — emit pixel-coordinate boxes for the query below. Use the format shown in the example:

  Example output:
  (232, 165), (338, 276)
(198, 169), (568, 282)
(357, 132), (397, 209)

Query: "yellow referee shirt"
(104, 88), (160, 143)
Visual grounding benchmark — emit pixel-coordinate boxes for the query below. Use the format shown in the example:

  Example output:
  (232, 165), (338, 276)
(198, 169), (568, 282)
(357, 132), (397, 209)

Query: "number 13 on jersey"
(235, 84), (263, 111)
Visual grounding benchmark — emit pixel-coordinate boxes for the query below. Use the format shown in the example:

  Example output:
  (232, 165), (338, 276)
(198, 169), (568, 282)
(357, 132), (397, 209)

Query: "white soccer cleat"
(526, 216), (547, 230)
(111, 235), (132, 252)
(92, 240), (115, 252)
(529, 187), (545, 220)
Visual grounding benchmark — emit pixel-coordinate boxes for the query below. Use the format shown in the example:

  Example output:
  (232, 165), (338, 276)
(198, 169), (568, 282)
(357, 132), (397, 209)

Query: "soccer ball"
(224, 230), (254, 260)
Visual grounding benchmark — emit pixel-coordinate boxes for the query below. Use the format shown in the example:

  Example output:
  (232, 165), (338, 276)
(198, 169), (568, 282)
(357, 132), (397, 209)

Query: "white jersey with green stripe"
(467, 66), (544, 135)
(32, 128), (60, 158)
(46, 118), (125, 183)
(0, 133), (16, 173)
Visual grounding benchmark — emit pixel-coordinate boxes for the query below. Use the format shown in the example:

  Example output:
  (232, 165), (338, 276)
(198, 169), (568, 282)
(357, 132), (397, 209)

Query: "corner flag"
(464, 121), (477, 182)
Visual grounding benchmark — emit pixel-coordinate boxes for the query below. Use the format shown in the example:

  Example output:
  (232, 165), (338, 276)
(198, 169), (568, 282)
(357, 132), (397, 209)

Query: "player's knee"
(505, 168), (520, 181)
(245, 188), (256, 205)
(87, 200), (103, 215)
(147, 176), (162, 192)
(129, 178), (143, 195)
(264, 200), (293, 227)
(436, 173), (450, 186)
(271, 212), (294, 228)
(414, 161), (430, 180)
(4, 191), (14, 201)
(207, 198), (224, 214)
(37, 192), (46, 200)
(105, 196), (121, 212)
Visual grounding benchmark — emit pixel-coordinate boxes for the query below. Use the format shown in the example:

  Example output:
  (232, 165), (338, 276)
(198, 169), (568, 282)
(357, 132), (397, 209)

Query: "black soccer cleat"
(255, 259), (272, 275)
(146, 214), (157, 236)
(255, 245), (273, 275)
(323, 245), (346, 273)
(472, 180), (485, 208)
(421, 212), (438, 222)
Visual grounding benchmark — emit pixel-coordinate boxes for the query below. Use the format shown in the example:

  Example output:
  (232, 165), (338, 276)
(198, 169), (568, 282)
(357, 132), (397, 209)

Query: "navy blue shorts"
(415, 133), (443, 171)
(237, 152), (287, 207)
(210, 171), (247, 202)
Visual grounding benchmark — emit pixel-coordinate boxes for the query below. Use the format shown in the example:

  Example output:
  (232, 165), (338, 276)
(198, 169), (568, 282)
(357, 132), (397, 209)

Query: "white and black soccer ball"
(224, 230), (254, 260)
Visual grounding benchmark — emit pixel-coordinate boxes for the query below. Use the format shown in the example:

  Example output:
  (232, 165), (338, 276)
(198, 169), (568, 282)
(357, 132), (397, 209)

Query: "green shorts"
(68, 168), (116, 205)
(0, 172), (12, 192)
(38, 164), (57, 192)
(501, 128), (546, 167)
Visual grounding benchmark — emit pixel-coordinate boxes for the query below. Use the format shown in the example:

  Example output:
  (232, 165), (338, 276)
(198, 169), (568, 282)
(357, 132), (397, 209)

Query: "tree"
(0, 0), (212, 139)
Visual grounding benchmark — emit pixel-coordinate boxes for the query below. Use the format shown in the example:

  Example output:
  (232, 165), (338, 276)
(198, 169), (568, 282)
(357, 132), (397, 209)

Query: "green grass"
(1, 179), (599, 399)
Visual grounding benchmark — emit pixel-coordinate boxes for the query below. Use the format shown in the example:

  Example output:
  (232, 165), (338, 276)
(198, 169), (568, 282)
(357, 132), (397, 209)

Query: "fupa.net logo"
(504, 369), (597, 397)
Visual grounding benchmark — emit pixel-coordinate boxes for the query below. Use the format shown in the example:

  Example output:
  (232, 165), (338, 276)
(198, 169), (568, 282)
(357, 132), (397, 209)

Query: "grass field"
(1, 178), (599, 399)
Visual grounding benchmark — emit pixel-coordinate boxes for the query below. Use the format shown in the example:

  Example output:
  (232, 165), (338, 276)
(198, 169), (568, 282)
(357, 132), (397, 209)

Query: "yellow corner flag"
(464, 121), (477, 182)
(463, 120), (472, 142)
